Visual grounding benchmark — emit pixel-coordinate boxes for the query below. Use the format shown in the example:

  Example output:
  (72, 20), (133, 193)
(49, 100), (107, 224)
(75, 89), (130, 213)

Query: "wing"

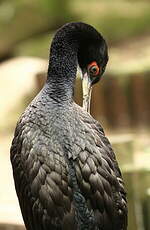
(10, 103), (127, 230)
(71, 105), (127, 230)
(10, 111), (76, 230)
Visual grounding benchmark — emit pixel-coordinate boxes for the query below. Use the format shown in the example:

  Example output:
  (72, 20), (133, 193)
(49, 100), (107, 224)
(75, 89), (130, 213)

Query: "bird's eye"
(88, 61), (99, 76)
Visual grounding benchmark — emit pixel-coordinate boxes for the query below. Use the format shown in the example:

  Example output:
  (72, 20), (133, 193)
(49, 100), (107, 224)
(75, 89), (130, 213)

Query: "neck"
(46, 24), (79, 102)
(45, 22), (103, 102)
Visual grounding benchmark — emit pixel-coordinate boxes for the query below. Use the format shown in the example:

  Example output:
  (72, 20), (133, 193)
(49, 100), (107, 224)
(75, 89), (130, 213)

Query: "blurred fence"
(36, 71), (150, 130)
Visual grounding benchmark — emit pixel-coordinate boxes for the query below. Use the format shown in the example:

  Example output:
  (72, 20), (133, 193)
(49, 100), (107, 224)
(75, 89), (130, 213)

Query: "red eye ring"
(88, 61), (100, 76)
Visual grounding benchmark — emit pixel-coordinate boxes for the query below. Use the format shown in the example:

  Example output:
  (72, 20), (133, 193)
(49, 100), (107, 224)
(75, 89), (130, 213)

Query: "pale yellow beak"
(82, 72), (92, 113)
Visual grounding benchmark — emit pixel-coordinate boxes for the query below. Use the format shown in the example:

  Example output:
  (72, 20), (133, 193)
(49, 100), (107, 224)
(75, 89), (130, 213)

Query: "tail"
(67, 157), (98, 230)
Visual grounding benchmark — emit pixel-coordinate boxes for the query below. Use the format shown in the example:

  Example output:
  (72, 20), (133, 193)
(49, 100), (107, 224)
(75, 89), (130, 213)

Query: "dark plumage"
(10, 22), (127, 230)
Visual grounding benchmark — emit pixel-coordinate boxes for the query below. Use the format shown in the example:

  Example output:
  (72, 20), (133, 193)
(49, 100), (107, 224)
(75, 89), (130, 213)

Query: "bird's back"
(10, 91), (127, 230)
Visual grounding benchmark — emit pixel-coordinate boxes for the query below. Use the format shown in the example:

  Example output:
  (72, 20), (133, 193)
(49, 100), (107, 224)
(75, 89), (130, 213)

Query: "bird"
(10, 22), (127, 230)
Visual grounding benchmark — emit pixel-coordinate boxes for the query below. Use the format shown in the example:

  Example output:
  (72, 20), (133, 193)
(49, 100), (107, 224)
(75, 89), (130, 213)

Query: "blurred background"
(0, 0), (150, 229)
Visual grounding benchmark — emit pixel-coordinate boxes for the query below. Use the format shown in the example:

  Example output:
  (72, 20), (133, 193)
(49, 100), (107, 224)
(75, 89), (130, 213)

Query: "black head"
(76, 23), (108, 85)
(71, 22), (108, 112)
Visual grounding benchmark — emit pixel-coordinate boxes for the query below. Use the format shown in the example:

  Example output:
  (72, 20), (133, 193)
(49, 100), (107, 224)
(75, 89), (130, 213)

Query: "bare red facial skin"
(88, 61), (100, 76)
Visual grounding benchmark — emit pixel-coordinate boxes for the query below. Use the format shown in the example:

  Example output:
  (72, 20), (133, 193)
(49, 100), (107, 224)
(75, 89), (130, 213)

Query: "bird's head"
(48, 22), (108, 108)
(77, 24), (108, 112)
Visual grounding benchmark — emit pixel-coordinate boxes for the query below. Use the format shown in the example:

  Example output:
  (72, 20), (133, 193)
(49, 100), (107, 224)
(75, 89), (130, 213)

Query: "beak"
(82, 72), (92, 113)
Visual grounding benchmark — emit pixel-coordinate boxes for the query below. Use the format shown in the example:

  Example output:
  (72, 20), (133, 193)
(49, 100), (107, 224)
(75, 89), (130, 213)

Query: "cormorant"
(10, 22), (127, 230)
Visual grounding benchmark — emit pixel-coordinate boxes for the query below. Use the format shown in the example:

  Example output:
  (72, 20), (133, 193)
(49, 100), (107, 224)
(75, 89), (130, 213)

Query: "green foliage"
(0, 0), (150, 59)
(16, 33), (52, 58)
(72, 1), (150, 43)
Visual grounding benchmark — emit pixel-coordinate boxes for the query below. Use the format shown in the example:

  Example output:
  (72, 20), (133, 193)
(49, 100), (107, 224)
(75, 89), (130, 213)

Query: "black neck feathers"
(46, 22), (107, 101)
